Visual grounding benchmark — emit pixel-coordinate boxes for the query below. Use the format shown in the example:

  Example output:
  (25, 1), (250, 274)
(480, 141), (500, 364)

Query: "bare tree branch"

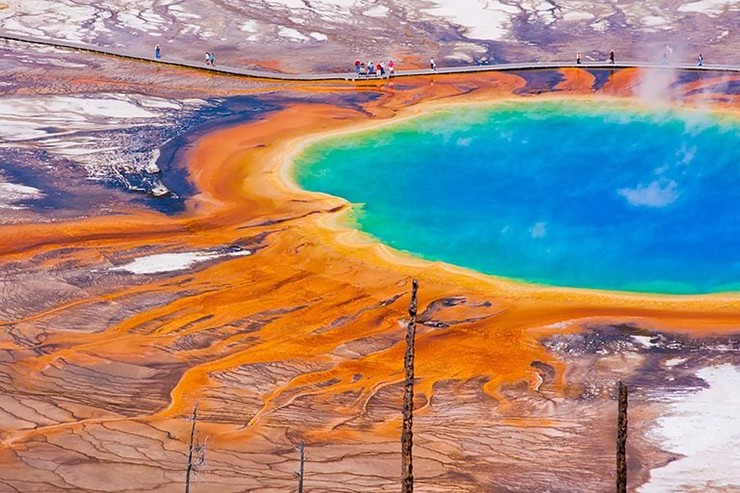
(298, 439), (305, 493)
(401, 279), (418, 493)
(185, 403), (199, 493)
(616, 382), (628, 493)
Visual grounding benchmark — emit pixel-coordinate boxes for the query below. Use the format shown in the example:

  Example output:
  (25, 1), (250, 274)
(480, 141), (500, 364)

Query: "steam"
(634, 41), (728, 112)
(619, 41), (734, 211)
(635, 43), (685, 105)
(618, 179), (680, 208)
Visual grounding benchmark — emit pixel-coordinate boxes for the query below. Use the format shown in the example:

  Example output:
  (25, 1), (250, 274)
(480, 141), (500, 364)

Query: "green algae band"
(295, 101), (740, 294)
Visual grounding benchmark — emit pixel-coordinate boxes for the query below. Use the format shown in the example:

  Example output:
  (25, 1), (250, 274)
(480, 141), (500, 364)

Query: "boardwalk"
(2, 32), (740, 81)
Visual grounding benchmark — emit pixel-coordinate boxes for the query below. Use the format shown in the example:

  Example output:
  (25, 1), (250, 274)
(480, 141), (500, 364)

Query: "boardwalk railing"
(2, 32), (739, 82)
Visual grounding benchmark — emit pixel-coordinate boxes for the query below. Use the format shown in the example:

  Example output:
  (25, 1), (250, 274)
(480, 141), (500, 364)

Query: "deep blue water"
(295, 101), (740, 294)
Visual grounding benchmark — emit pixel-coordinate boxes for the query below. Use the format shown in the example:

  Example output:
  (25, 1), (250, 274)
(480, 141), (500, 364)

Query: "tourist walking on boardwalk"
(608, 50), (615, 64)
(155, 44), (161, 60)
(210, 52), (215, 66)
(661, 45), (672, 65)
(576, 52), (581, 64)
(697, 53), (704, 67)
(388, 59), (395, 76)
(430, 57), (436, 70)
(205, 52), (211, 65)
(355, 59), (361, 75)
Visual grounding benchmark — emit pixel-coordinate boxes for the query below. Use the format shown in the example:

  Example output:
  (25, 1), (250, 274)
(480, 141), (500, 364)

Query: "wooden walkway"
(2, 32), (740, 81)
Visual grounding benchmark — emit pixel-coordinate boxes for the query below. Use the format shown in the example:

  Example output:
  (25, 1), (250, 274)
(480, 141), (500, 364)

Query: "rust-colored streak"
(555, 68), (597, 92)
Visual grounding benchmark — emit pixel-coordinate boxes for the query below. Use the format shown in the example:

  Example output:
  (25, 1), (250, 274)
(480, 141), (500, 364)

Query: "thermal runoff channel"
(295, 101), (740, 294)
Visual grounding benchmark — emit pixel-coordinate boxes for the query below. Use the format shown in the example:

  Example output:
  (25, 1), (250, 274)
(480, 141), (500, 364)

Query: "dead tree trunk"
(401, 279), (419, 493)
(185, 404), (198, 493)
(298, 439), (305, 493)
(616, 381), (628, 493)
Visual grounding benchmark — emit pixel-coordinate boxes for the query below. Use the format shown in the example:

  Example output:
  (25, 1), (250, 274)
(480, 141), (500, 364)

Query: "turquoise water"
(295, 101), (740, 294)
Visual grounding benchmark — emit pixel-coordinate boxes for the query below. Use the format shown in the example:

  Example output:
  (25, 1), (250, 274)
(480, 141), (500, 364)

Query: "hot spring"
(294, 101), (740, 294)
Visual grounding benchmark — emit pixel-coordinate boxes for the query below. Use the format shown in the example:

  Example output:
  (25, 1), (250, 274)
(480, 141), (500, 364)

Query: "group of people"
(575, 49), (705, 67)
(354, 59), (395, 78)
(153, 45), (216, 66)
(575, 50), (615, 64)
(154, 45), (216, 67)
(153, 45), (709, 75)
(352, 57), (440, 77)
